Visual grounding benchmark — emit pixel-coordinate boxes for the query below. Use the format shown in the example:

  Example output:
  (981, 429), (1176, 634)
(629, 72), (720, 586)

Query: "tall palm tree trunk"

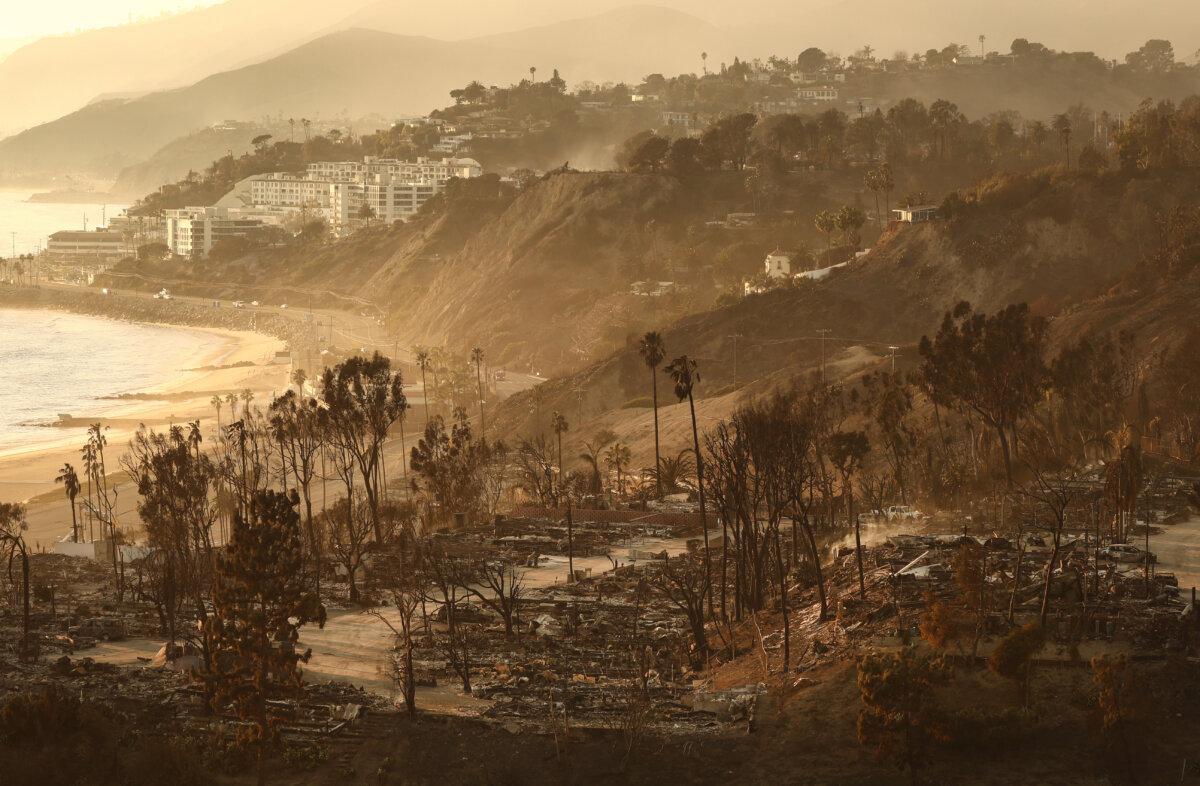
(687, 392), (713, 617)
(420, 369), (431, 427)
(651, 369), (662, 497)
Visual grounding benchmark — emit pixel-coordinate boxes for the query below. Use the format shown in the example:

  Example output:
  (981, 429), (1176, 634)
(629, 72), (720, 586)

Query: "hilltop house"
(797, 86), (840, 102)
(764, 250), (793, 279)
(892, 205), (939, 223)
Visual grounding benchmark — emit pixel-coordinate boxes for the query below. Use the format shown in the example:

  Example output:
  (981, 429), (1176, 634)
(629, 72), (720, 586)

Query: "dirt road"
(1151, 515), (1200, 593)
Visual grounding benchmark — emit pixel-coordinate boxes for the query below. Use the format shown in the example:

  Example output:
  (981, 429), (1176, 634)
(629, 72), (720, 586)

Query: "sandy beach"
(0, 320), (289, 549)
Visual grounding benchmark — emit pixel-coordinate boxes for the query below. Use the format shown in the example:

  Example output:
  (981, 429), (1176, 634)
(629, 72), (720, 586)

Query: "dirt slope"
(491, 168), (1200, 460)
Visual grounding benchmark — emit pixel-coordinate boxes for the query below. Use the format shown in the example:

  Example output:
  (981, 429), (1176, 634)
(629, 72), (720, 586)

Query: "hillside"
(105, 171), (720, 371)
(490, 168), (1200, 459)
(108, 122), (291, 200)
(860, 60), (1200, 122)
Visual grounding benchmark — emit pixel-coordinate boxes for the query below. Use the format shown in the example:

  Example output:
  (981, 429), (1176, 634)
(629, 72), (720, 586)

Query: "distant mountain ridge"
(3, 0), (1195, 140)
(0, 0), (377, 135)
(0, 7), (726, 181)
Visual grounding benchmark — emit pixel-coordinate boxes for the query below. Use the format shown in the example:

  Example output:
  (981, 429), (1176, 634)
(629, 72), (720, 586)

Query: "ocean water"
(0, 309), (220, 452)
(0, 190), (129, 256)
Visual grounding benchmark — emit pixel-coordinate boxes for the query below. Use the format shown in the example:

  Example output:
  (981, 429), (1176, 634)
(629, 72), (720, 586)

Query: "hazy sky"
(7, 0), (221, 38)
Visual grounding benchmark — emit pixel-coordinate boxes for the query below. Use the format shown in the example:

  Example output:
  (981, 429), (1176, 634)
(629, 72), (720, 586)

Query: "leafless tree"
(460, 554), (527, 636)
(417, 539), (477, 692)
(653, 553), (710, 669)
(323, 494), (374, 601)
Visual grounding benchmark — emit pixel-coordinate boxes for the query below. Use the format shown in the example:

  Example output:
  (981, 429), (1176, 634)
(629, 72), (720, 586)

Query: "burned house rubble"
(2, 494), (1200, 780)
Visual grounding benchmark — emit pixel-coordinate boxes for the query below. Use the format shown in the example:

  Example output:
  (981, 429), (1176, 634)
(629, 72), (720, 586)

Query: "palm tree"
(55, 464), (81, 543)
(79, 442), (96, 542)
(578, 429), (617, 493)
(211, 395), (223, 428)
(529, 66), (537, 82)
(604, 442), (632, 499)
(814, 210), (837, 248)
(226, 392), (239, 422)
(639, 332), (667, 497)
(240, 388), (255, 416)
(877, 162), (895, 219)
(701, 51), (708, 75)
(1052, 113), (1073, 168)
(665, 355), (712, 615)
(414, 347), (432, 426)
(645, 448), (696, 495)
(865, 168), (882, 225)
(471, 347), (486, 442)
(291, 368), (307, 396)
(551, 411), (569, 503)
(288, 117), (296, 142)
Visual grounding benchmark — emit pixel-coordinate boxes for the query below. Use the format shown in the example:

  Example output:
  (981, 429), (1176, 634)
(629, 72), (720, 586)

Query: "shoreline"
(0, 313), (252, 462)
(0, 304), (290, 548)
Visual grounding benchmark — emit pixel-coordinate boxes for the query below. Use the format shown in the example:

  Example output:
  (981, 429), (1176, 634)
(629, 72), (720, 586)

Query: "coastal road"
(1151, 515), (1200, 594)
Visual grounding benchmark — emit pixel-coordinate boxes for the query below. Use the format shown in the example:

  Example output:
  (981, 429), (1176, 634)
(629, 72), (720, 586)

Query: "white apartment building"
(247, 173), (340, 213)
(328, 177), (441, 230)
(242, 156), (483, 235)
(305, 156), (482, 183)
(165, 206), (271, 258)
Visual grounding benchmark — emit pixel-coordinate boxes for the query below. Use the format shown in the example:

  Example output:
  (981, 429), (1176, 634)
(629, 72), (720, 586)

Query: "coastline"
(0, 298), (291, 548)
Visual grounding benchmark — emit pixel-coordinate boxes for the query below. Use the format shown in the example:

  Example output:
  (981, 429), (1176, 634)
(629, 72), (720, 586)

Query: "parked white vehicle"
(885, 505), (926, 521)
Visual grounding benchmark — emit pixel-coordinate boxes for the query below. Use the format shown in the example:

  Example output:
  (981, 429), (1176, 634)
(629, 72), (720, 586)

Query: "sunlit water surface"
(0, 309), (220, 452)
(0, 190), (129, 255)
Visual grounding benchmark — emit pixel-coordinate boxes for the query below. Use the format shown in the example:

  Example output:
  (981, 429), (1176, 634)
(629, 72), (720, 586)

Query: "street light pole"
(888, 345), (899, 374)
(816, 329), (831, 382)
(728, 333), (743, 386)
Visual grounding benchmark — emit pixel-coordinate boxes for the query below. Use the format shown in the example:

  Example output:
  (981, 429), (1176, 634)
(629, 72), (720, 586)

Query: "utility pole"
(888, 345), (899, 374)
(816, 329), (831, 382)
(728, 333), (743, 386)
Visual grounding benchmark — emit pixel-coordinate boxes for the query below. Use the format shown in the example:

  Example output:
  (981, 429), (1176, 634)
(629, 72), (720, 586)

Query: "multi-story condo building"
(247, 173), (340, 213)
(305, 156), (482, 183)
(241, 156), (483, 235)
(46, 229), (127, 259)
(165, 206), (271, 258)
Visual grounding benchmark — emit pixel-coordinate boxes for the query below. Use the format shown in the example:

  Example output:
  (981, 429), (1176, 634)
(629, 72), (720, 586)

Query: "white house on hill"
(764, 250), (792, 279)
